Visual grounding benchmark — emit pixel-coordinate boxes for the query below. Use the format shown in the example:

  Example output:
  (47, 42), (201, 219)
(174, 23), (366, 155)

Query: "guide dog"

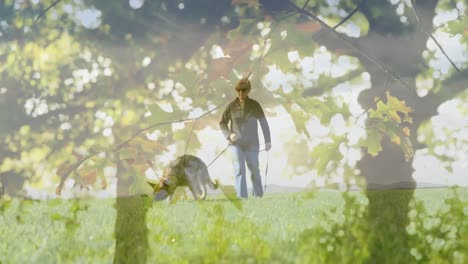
(147, 155), (219, 201)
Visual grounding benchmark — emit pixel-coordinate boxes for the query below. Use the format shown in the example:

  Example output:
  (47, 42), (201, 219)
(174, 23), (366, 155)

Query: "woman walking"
(219, 78), (271, 198)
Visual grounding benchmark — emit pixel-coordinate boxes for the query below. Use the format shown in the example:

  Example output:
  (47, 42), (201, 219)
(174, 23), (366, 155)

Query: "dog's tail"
(207, 177), (219, 191)
(210, 179), (220, 190)
(200, 165), (219, 190)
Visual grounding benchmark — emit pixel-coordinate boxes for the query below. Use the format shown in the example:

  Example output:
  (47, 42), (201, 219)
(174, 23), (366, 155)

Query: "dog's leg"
(201, 182), (208, 200)
(198, 187), (206, 200)
(188, 180), (205, 200)
(188, 184), (199, 200)
(167, 193), (174, 202)
(192, 170), (207, 200)
(201, 165), (219, 190)
(197, 175), (208, 200)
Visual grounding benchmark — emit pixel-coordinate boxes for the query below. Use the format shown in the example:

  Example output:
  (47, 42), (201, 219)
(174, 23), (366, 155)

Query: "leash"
(264, 150), (269, 190)
(207, 144), (270, 192)
(206, 144), (230, 168)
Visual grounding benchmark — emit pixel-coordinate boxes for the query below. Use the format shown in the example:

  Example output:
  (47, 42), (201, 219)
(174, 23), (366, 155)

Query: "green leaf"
(369, 100), (388, 120)
(444, 17), (468, 36)
(176, 68), (199, 90)
(148, 103), (174, 125)
(288, 106), (311, 137)
(310, 137), (344, 175)
(266, 49), (293, 69)
(361, 130), (383, 157)
(401, 136), (414, 162)
(386, 91), (412, 122)
(351, 12), (370, 36)
(117, 147), (137, 161)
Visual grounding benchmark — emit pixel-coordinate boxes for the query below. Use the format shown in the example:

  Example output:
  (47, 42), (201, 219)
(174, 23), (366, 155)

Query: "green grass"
(0, 188), (467, 263)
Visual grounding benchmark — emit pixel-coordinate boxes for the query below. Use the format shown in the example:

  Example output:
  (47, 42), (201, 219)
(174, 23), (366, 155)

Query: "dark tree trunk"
(358, 139), (416, 262)
(113, 161), (151, 264)
(355, 1), (439, 261)
(103, 3), (235, 261)
(114, 196), (151, 264)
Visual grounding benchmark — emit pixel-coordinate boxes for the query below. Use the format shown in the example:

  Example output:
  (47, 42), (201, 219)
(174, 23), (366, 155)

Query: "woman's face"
(236, 88), (250, 101)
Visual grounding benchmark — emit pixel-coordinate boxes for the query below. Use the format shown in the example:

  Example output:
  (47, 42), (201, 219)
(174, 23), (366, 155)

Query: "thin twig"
(333, 0), (367, 29)
(276, 11), (297, 21)
(250, 11), (292, 75)
(114, 99), (229, 152)
(56, 152), (99, 195)
(426, 33), (461, 72)
(410, 0), (421, 24)
(353, 77), (390, 124)
(410, 0), (460, 72)
(56, 99), (230, 195)
(34, 0), (62, 23)
(114, 118), (190, 152)
(286, 0), (411, 90)
(302, 0), (311, 10)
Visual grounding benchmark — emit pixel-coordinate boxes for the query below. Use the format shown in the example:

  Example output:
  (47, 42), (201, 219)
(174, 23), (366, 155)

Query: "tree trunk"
(113, 160), (151, 264)
(358, 138), (415, 262)
(354, 1), (440, 261)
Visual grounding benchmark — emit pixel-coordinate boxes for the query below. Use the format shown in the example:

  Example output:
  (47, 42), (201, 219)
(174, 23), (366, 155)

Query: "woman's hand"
(229, 133), (239, 142)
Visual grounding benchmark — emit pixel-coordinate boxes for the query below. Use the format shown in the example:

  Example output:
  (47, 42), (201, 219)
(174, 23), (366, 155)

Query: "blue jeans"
(230, 144), (263, 198)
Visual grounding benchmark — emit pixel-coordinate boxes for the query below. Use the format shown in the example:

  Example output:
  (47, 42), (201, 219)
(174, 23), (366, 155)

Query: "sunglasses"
(235, 89), (250, 92)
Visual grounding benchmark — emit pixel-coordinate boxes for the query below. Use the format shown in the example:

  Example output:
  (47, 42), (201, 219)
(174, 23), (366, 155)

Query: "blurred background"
(0, 0), (467, 199)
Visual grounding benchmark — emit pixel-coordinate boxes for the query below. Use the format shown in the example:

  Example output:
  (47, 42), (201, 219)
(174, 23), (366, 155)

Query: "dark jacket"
(220, 97), (271, 147)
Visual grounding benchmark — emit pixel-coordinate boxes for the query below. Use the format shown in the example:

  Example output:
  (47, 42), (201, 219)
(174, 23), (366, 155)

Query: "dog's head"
(147, 179), (166, 193)
(147, 179), (169, 201)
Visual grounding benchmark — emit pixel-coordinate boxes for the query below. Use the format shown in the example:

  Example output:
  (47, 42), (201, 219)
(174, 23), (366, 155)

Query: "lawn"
(0, 188), (466, 263)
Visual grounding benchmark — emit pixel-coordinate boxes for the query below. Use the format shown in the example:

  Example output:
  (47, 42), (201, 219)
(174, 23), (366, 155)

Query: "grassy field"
(0, 188), (467, 263)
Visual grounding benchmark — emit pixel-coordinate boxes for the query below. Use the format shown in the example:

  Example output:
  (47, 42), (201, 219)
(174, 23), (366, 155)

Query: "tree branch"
(427, 33), (461, 72)
(410, 0), (461, 72)
(332, 0), (367, 30)
(423, 68), (468, 109)
(56, 99), (229, 195)
(114, 99), (229, 152)
(302, 0), (311, 10)
(286, 0), (411, 91)
(303, 68), (363, 97)
(34, 0), (62, 23)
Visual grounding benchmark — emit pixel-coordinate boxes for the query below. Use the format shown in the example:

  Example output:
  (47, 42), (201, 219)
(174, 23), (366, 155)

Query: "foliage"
(1, 189), (467, 262)
(296, 192), (370, 263)
(360, 91), (414, 160)
(407, 187), (468, 263)
(1, 0), (467, 262)
(0, 0), (465, 200)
